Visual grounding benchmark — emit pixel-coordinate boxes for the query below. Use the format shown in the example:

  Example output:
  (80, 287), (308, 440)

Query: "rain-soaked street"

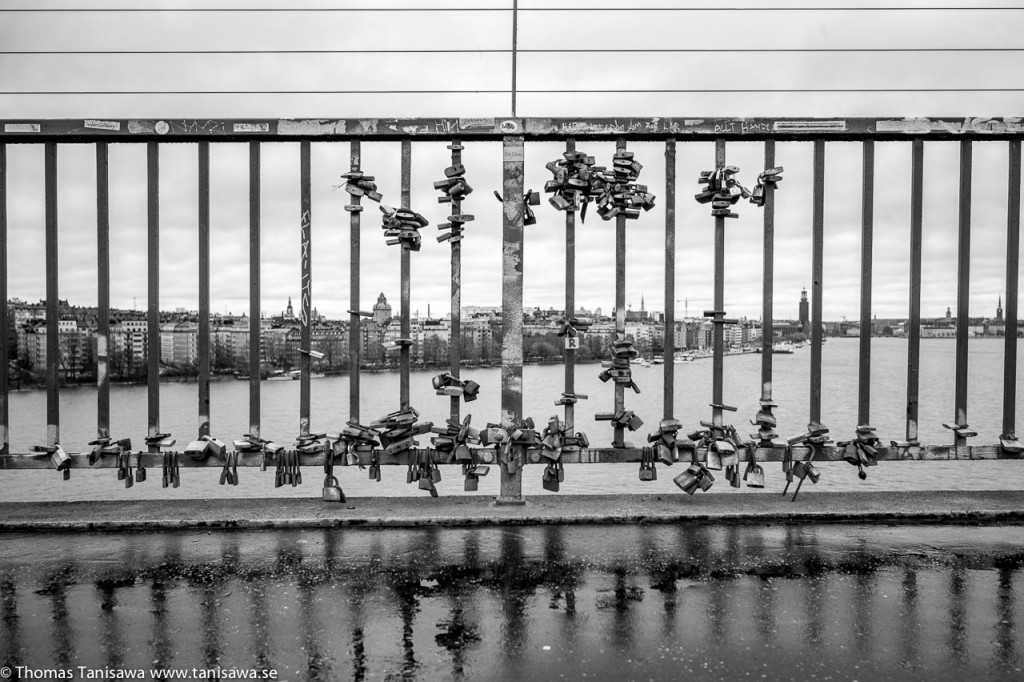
(1, 523), (1022, 681)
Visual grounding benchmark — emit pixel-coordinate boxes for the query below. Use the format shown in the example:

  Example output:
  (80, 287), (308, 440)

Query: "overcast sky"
(2, 0), (1023, 321)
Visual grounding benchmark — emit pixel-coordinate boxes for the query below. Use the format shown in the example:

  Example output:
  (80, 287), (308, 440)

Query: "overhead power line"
(2, 48), (1022, 55)
(0, 5), (1022, 10)
(3, 88), (1021, 95)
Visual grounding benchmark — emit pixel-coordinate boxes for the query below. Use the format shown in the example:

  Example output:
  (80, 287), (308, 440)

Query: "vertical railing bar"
(197, 142), (210, 438)
(1003, 140), (1021, 442)
(0, 143), (6, 454)
(907, 139), (924, 444)
(809, 140), (825, 426)
(663, 138), (676, 419)
(96, 141), (110, 438)
(96, 142), (110, 440)
(498, 134), (525, 504)
(760, 140), (776, 403)
(858, 140), (874, 426)
(45, 142), (59, 448)
(614, 137), (627, 447)
(248, 142), (261, 440)
(564, 138), (576, 432)
(711, 139), (726, 429)
(399, 139), (411, 410)
(954, 140), (972, 440)
(299, 141), (312, 438)
(146, 142), (159, 445)
(349, 140), (361, 423)
(449, 138), (462, 424)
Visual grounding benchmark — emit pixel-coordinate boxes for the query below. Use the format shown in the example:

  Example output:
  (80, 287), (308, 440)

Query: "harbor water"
(1, 338), (1022, 501)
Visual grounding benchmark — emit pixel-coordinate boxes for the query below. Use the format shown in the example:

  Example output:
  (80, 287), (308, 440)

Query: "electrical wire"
(3, 88), (1021, 95)
(0, 5), (1021, 10)
(2, 48), (1021, 54)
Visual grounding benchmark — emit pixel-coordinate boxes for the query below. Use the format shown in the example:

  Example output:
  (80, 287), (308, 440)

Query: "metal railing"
(0, 116), (1021, 503)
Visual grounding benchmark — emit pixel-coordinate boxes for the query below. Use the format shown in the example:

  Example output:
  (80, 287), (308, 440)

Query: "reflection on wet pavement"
(0, 525), (1022, 681)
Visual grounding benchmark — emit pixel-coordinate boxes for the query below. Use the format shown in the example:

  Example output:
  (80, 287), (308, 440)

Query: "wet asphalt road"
(1, 524), (1022, 681)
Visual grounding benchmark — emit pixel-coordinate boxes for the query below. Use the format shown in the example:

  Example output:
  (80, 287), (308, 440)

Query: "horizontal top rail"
(2, 116), (1024, 142)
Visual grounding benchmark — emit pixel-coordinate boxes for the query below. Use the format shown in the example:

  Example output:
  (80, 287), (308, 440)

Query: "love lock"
(638, 447), (655, 481)
(380, 204), (429, 251)
(322, 475), (345, 503)
(184, 438), (211, 461)
(747, 464), (766, 488)
(135, 450), (147, 482)
(542, 462), (561, 492)
(1000, 432), (1024, 454)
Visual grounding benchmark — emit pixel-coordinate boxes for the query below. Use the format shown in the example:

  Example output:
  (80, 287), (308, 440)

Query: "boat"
(652, 356), (664, 365)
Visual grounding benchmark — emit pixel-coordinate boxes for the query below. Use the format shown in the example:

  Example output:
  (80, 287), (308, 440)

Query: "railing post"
(248, 142), (261, 440)
(146, 142), (160, 448)
(45, 142), (59, 448)
(760, 140), (776, 405)
(907, 139), (924, 445)
(96, 142), (110, 441)
(497, 134), (524, 505)
(809, 140), (825, 428)
(0, 143), (6, 455)
(197, 142), (210, 438)
(564, 139), (576, 432)
(953, 140), (973, 447)
(449, 138), (462, 424)
(349, 140), (361, 423)
(299, 140), (312, 437)
(711, 139), (726, 429)
(400, 139), (411, 410)
(858, 140), (874, 426)
(614, 138), (628, 446)
(1003, 140), (1021, 446)
(663, 138), (676, 419)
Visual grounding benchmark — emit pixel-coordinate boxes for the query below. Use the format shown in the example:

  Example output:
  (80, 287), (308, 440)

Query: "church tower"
(798, 288), (809, 333)
(997, 296), (1004, 322)
(373, 292), (392, 326)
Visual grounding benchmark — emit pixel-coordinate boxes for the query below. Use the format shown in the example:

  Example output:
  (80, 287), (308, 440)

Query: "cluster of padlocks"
(596, 150), (655, 220)
(340, 170), (383, 208)
(598, 338), (641, 394)
(431, 372), (481, 402)
(749, 166), (783, 206)
(381, 206), (429, 251)
(434, 154), (474, 243)
(544, 150), (603, 219)
(371, 407), (432, 457)
(838, 425), (881, 480)
(595, 409), (644, 434)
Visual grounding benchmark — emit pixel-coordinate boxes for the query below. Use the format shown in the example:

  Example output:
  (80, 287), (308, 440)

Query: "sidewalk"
(2, 490), (1023, 532)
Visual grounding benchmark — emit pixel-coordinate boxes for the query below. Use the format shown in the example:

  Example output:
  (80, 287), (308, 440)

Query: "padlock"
(706, 448), (723, 470)
(123, 452), (134, 489)
(747, 464), (766, 488)
(322, 475), (345, 503)
(673, 469), (699, 495)
(464, 472), (479, 491)
(184, 439), (209, 461)
(203, 436), (226, 458)
(542, 464), (560, 492)
(135, 451), (147, 482)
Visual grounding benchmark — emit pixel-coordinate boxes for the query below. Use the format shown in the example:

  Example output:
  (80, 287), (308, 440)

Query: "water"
(3, 338), (1022, 501)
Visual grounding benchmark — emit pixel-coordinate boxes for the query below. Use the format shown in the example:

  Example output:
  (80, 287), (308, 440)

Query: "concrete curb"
(2, 490), (1023, 532)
